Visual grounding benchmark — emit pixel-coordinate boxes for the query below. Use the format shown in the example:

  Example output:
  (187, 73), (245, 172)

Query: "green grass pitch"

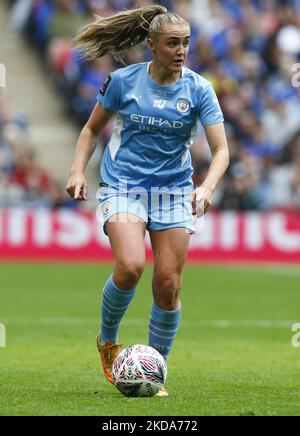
(1, 262), (300, 416)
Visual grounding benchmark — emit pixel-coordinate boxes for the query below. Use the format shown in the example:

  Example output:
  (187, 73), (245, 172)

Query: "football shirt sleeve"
(198, 84), (224, 126)
(97, 72), (121, 111)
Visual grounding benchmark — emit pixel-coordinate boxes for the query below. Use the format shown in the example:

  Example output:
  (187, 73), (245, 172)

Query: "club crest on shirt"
(102, 201), (112, 216)
(176, 99), (190, 113)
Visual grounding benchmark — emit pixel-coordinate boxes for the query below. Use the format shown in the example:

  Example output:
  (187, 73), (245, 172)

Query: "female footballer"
(66, 5), (229, 397)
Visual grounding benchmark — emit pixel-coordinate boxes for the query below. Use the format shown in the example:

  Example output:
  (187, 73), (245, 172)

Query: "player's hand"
(66, 172), (88, 201)
(191, 186), (213, 217)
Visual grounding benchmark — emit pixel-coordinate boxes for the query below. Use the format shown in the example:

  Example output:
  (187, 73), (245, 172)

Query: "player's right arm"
(66, 103), (114, 201)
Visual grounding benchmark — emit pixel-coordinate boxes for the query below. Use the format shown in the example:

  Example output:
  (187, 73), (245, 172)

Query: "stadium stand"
(0, 90), (76, 208)
(2, 0), (300, 211)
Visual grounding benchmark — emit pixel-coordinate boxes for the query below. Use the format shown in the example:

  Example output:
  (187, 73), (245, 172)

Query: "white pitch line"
(0, 317), (297, 329)
(220, 266), (300, 277)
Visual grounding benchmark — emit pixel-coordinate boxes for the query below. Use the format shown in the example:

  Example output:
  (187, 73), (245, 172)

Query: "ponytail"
(73, 5), (167, 61)
(74, 5), (188, 62)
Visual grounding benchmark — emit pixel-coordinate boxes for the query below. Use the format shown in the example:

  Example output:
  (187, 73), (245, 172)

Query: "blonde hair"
(74, 5), (189, 62)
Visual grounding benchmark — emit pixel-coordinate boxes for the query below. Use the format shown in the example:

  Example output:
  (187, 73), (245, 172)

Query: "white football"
(112, 344), (167, 397)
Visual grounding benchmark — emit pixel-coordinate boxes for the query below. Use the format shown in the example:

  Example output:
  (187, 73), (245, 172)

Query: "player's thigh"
(150, 228), (190, 276)
(106, 213), (147, 270)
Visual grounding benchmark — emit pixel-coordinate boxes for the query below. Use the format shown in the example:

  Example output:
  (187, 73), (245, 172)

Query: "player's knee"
(154, 273), (181, 310)
(115, 258), (145, 288)
(155, 272), (181, 292)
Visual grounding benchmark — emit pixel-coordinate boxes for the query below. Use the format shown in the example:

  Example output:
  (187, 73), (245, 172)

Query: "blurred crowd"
(0, 92), (76, 207)
(3, 0), (300, 211)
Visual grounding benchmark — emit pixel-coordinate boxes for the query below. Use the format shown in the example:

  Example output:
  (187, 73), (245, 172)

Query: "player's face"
(148, 24), (191, 74)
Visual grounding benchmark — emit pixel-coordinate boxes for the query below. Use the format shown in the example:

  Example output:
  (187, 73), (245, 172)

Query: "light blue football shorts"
(98, 185), (196, 235)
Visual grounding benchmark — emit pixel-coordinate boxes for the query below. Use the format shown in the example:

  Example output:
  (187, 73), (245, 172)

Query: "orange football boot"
(97, 337), (121, 384)
(155, 387), (169, 397)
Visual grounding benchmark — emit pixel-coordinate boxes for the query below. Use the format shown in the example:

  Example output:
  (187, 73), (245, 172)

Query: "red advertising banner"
(0, 208), (300, 263)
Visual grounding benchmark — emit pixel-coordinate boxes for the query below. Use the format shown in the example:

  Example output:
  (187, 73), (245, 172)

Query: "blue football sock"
(148, 302), (182, 360)
(100, 275), (136, 344)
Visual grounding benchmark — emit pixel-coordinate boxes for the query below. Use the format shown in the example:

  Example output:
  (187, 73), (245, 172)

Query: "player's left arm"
(192, 122), (229, 217)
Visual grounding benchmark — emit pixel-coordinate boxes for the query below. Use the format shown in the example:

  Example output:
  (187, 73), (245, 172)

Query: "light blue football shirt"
(97, 62), (224, 192)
